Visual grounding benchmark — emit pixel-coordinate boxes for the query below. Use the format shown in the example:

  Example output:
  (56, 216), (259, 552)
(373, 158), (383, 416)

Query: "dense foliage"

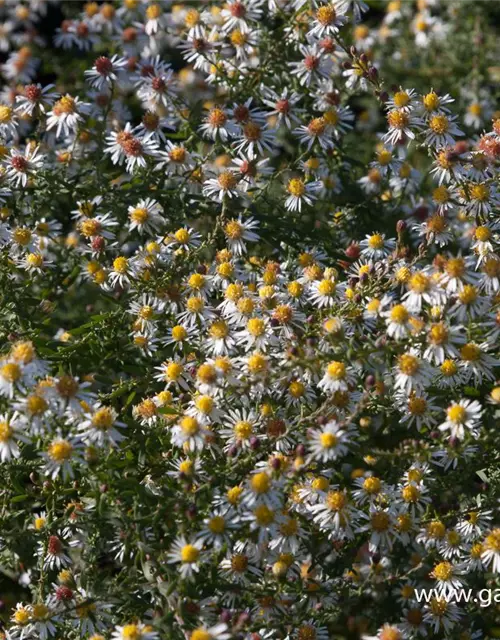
(0, 1), (499, 639)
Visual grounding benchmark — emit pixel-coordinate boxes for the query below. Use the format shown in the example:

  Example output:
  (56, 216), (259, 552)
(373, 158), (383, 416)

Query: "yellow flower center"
(327, 361), (346, 379)
(390, 304), (409, 324)
(113, 256), (128, 274)
(398, 354), (419, 376)
(251, 472), (270, 494)
(427, 520), (446, 539)
(387, 110), (409, 129)
(54, 95), (76, 114)
(297, 625), (317, 640)
(470, 183), (490, 202)
(393, 91), (410, 108)
(433, 185), (450, 203)
(195, 395), (213, 414)
(0, 421), (13, 442)
(218, 171), (237, 191)
(247, 317), (265, 337)
(231, 554), (248, 572)
(234, 420), (253, 439)
(363, 476), (381, 494)
(447, 405), (466, 424)
(429, 114), (449, 134)
(287, 178), (305, 197)
(254, 504), (275, 525)
(371, 511), (390, 531)
(326, 490), (346, 511)
(319, 432), (338, 449)
(1, 362), (21, 382)
(432, 561), (453, 581)
(197, 363), (216, 384)
(92, 407), (114, 430)
(289, 381), (305, 398)
(429, 323), (448, 344)
(484, 529), (500, 552)
(130, 207), (149, 223)
(180, 544), (199, 563)
(146, 3), (161, 19)
(0, 105), (13, 122)
(460, 342), (481, 361)
(48, 440), (73, 462)
(208, 516), (225, 534)
(227, 486), (243, 504)
(402, 484), (420, 502)
(423, 91), (440, 111)
(175, 228), (190, 243)
(446, 257), (465, 278)
(408, 396), (427, 415)
(440, 359), (458, 376)
(316, 4), (336, 24)
(180, 416), (199, 435)
(475, 225), (491, 241)
(14, 608), (30, 625)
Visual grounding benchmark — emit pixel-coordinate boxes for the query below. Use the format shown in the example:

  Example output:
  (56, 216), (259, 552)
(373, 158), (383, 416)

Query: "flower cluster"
(0, 1), (499, 639)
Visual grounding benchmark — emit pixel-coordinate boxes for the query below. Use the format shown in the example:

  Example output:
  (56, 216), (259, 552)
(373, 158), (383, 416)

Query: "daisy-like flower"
(199, 107), (237, 141)
(167, 536), (204, 579)
(423, 322), (466, 364)
(402, 269), (445, 313)
(438, 398), (482, 439)
(308, 420), (352, 462)
(0, 412), (29, 461)
(46, 94), (90, 138)
(294, 116), (334, 151)
(85, 55), (127, 89)
(39, 534), (72, 570)
(382, 303), (414, 340)
(220, 0), (263, 33)
(398, 392), (439, 431)
(112, 622), (158, 640)
(318, 360), (356, 393)
(261, 87), (302, 128)
(42, 437), (82, 481)
(383, 108), (421, 145)
(385, 88), (418, 113)
(0, 103), (18, 138)
(222, 217), (259, 256)
(309, 488), (357, 539)
(288, 621), (329, 640)
(394, 350), (435, 394)
(169, 226), (202, 250)
(128, 198), (164, 234)
(203, 170), (242, 201)
(15, 83), (58, 116)
(104, 124), (159, 173)
(481, 528), (500, 573)
(284, 177), (321, 212)
(0, 360), (25, 398)
(459, 341), (498, 384)
(233, 120), (275, 156)
(308, 3), (348, 39)
(430, 560), (466, 595)
(360, 233), (396, 260)
(424, 113), (464, 149)
(171, 415), (209, 451)
(434, 359), (464, 389)
(289, 44), (332, 87)
(459, 181), (500, 217)
(108, 256), (138, 288)
(420, 89), (454, 119)
(3, 144), (44, 187)
(78, 403), (126, 447)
